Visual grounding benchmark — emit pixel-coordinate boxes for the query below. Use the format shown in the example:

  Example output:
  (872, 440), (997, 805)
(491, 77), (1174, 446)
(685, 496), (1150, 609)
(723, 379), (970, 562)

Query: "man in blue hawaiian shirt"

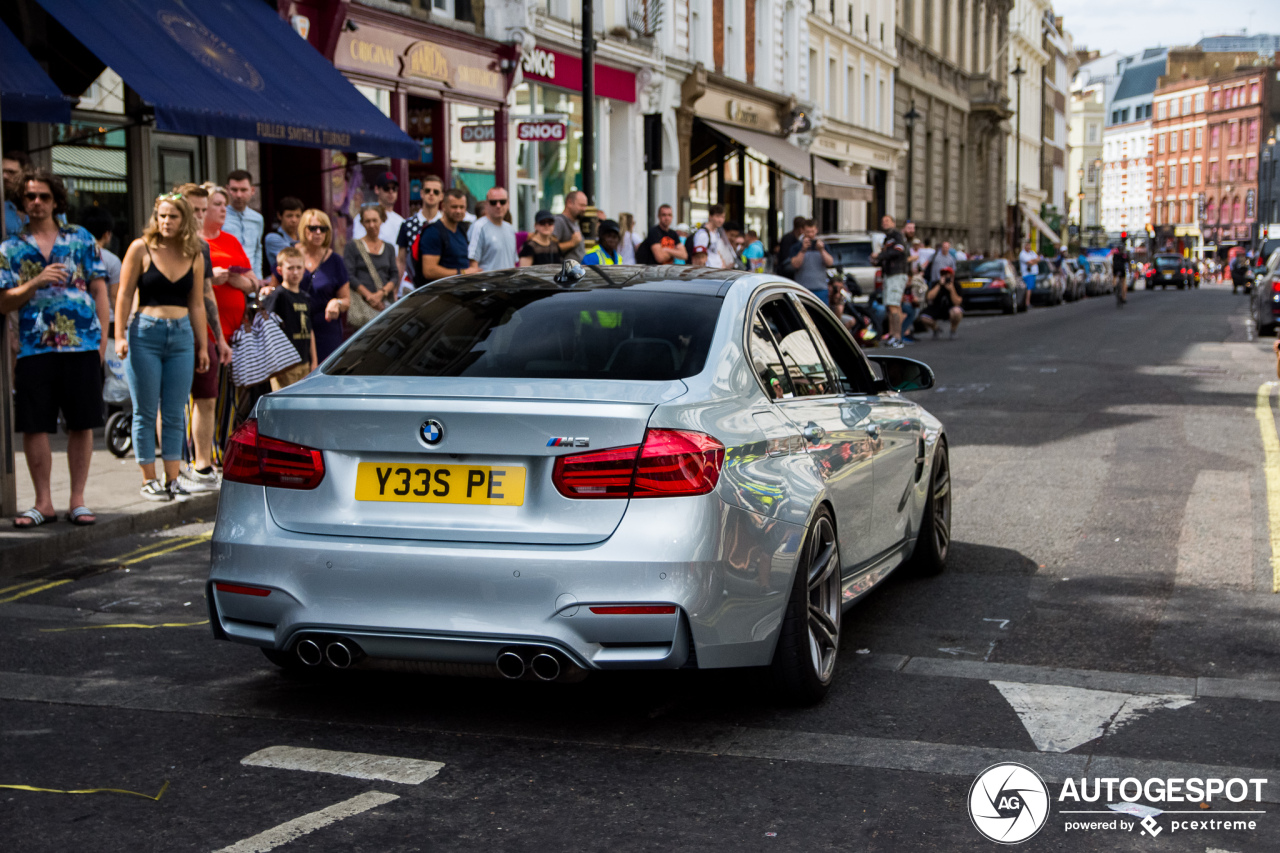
(0, 169), (110, 528)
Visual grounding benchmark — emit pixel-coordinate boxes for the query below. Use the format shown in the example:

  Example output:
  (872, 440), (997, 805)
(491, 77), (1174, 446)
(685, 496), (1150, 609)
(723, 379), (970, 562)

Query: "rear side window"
(326, 289), (721, 380)
(827, 241), (873, 267)
(757, 298), (837, 396)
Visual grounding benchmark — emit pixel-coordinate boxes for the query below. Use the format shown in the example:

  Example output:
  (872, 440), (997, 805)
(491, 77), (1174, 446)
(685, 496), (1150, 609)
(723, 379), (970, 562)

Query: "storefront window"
(51, 120), (130, 247)
(511, 82), (597, 230)
(450, 102), (497, 214)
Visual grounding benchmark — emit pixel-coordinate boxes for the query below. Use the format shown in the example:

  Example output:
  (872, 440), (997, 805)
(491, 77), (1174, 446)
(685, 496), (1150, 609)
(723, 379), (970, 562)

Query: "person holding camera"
(920, 266), (964, 340)
(786, 219), (835, 299)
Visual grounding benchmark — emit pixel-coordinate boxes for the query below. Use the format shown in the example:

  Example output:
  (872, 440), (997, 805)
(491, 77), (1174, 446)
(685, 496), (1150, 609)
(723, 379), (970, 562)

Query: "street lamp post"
(1093, 157), (1103, 247)
(1263, 135), (1276, 245)
(1011, 61), (1026, 251)
(581, 0), (596, 205)
(904, 102), (921, 220)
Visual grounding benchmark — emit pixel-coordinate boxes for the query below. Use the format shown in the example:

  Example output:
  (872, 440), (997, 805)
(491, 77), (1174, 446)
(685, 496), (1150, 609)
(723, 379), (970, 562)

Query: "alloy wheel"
(931, 450), (952, 561)
(805, 515), (841, 683)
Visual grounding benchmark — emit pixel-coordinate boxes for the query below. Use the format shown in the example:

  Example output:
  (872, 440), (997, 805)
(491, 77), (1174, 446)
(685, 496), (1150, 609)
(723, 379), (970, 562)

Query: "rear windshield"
(957, 260), (1006, 279)
(325, 288), (721, 380)
(826, 241), (873, 267)
(1155, 256), (1183, 270)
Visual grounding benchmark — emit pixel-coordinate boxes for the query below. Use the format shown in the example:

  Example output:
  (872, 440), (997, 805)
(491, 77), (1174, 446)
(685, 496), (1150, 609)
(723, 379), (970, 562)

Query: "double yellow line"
(1256, 383), (1280, 593)
(0, 531), (212, 604)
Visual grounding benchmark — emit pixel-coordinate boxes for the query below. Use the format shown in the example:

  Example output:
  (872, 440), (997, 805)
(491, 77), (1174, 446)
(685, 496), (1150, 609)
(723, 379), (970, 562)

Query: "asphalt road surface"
(4, 280), (1280, 852)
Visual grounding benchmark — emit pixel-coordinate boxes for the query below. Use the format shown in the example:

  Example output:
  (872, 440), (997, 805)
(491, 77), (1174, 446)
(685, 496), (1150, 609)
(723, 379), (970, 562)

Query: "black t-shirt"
(1111, 251), (1128, 273)
(776, 231), (802, 276)
(519, 237), (562, 266)
(262, 285), (313, 361)
(636, 225), (682, 265)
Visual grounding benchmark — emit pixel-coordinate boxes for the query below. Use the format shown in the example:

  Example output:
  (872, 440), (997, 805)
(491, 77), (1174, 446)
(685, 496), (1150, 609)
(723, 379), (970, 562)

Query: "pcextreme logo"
(969, 764), (1269, 844)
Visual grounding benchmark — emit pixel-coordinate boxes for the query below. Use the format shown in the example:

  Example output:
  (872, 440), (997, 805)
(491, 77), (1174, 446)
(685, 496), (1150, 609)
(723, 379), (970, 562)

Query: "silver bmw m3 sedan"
(207, 263), (950, 703)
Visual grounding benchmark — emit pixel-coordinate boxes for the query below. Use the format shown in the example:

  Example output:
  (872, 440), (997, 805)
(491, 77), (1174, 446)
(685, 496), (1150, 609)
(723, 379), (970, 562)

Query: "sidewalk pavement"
(0, 431), (217, 578)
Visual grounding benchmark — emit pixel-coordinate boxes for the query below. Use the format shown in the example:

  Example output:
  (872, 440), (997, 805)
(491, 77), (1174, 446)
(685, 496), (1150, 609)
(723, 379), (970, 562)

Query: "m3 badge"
(547, 437), (590, 447)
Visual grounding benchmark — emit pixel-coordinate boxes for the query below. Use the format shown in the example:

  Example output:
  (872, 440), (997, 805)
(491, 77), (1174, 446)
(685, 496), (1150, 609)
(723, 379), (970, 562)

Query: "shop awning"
(35, 0), (419, 159)
(1019, 203), (1063, 248)
(0, 18), (71, 124)
(701, 119), (873, 202)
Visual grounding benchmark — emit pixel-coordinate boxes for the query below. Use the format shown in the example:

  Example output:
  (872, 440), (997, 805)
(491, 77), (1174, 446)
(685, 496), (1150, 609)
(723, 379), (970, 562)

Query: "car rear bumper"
(959, 290), (1012, 307)
(208, 482), (805, 671)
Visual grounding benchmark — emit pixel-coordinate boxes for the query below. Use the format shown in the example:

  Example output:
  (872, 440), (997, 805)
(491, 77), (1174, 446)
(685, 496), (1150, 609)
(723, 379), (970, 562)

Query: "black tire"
(770, 507), (841, 705)
(908, 442), (952, 575)
(1017, 294), (1029, 312)
(1002, 298), (1016, 315)
(105, 410), (132, 459)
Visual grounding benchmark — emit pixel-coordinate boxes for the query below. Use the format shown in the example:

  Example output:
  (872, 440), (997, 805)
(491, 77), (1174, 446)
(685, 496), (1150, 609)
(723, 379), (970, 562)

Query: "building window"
(1087, 123), (1099, 144)
(1181, 96), (1191, 115)
(1206, 197), (1215, 223)
(1157, 135), (1165, 154)
(1211, 126), (1220, 149)
(1247, 158), (1257, 180)
(826, 57), (836, 112)
(1234, 197), (1242, 222)
(1157, 167), (1164, 188)
(1156, 101), (1166, 120)
(1170, 99), (1179, 118)
(861, 73), (869, 126)
(845, 66), (854, 119)
(1194, 93), (1204, 112)
(1195, 127), (1203, 148)
(1211, 91), (1220, 110)
(1251, 82), (1260, 103)
(1230, 123), (1239, 146)
(1181, 164), (1189, 186)
(1209, 161), (1219, 183)
(1194, 162), (1201, 184)
(1169, 132), (1176, 153)
(1249, 120), (1259, 144)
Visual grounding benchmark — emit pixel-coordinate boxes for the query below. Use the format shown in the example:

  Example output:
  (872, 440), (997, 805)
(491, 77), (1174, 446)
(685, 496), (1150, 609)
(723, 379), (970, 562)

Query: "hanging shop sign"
(460, 124), (496, 143)
(336, 24), (505, 100)
(517, 119), (567, 141)
(520, 45), (636, 103)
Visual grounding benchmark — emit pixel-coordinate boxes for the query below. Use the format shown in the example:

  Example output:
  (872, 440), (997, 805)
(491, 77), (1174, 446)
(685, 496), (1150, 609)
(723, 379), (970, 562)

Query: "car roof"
(419, 264), (751, 297)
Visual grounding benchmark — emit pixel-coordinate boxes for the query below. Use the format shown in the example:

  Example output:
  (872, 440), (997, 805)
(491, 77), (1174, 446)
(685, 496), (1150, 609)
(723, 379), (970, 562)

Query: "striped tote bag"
(229, 312), (302, 388)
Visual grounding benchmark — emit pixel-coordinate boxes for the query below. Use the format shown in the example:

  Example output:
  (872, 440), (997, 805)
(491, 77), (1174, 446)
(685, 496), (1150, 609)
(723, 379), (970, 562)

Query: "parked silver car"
(207, 265), (950, 703)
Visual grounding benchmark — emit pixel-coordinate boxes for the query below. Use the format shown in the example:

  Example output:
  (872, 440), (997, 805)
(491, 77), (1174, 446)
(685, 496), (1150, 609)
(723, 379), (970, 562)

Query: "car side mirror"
(867, 355), (935, 393)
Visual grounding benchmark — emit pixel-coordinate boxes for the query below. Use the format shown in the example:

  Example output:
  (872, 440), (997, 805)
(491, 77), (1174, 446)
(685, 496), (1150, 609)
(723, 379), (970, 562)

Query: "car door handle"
(803, 424), (826, 443)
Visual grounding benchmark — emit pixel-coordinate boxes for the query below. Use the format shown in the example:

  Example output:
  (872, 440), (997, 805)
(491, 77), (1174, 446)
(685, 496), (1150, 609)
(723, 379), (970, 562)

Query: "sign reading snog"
(517, 120), (567, 142)
(460, 124), (495, 143)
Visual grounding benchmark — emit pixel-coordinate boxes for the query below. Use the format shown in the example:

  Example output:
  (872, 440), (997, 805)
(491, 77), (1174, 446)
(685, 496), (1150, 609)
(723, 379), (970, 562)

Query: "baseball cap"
(597, 218), (620, 235)
(940, 266), (954, 273)
(675, 222), (689, 232)
(373, 171), (399, 189)
(534, 209), (555, 224)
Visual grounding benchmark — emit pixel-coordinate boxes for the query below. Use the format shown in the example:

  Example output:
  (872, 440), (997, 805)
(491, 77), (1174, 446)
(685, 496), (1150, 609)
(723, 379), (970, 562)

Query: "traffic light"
(1121, 230), (1127, 241)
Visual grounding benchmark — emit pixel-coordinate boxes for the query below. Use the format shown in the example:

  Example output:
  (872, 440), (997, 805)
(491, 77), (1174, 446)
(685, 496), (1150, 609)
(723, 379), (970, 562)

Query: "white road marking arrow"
(992, 681), (1193, 753)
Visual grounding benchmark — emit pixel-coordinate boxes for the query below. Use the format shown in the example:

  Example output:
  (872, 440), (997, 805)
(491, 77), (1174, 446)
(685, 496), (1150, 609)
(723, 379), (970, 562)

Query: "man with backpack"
(417, 189), (475, 284)
(690, 205), (739, 269)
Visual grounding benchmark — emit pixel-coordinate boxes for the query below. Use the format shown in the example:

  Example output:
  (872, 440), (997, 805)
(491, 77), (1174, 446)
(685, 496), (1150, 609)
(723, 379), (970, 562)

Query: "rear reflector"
(223, 419), (325, 490)
(553, 428), (725, 499)
(214, 582), (272, 597)
(589, 605), (677, 615)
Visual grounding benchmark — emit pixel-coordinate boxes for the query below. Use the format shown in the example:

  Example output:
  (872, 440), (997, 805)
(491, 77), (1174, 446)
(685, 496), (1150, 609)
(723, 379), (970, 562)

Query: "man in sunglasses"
(353, 171), (405, 247)
(467, 187), (517, 272)
(398, 174), (445, 291)
(0, 169), (110, 528)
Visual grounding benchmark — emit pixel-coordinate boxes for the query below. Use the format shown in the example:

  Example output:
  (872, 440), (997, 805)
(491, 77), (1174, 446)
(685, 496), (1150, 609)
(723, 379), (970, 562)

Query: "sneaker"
(885, 337), (905, 349)
(167, 478), (194, 502)
(179, 465), (221, 493)
(140, 479), (172, 502)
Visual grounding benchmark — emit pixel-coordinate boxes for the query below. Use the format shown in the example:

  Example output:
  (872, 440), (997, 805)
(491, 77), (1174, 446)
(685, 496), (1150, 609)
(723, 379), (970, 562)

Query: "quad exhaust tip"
(296, 638), (323, 667)
(530, 653), (561, 681)
(325, 641), (354, 669)
(496, 650), (526, 679)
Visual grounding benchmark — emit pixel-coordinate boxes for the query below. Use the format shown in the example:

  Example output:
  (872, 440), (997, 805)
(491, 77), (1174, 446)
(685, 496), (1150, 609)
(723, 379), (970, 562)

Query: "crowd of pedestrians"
(0, 154), (1062, 526)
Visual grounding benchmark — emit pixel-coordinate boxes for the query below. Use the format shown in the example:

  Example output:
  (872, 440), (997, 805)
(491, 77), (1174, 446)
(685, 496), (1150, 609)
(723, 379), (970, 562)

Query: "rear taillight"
(214, 582), (272, 597)
(223, 419), (325, 490)
(990, 279), (1006, 289)
(1146, 269), (1154, 277)
(1180, 268), (1188, 275)
(553, 428), (725, 499)
(1272, 280), (1280, 293)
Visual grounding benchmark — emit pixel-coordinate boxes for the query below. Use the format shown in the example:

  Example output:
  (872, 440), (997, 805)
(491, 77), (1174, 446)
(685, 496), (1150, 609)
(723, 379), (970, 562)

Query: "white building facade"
(1100, 120), (1152, 238)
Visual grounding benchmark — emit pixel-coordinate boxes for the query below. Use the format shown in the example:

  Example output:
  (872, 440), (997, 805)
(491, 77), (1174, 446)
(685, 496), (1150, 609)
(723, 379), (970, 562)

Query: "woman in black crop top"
(114, 193), (211, 502)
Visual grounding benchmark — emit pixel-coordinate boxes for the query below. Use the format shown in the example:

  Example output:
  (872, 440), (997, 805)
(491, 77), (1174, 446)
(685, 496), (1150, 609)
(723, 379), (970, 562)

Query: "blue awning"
(35, 0), (419, 159)
(0, 18), (72, 124)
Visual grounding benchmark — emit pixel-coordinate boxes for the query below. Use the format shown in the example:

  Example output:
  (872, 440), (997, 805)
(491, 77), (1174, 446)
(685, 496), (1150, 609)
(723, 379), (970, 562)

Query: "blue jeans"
(126, 314), (195, 464)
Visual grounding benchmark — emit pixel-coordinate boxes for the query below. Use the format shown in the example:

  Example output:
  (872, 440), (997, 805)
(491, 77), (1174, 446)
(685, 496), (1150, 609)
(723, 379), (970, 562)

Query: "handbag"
(349, 240), (386, 328)
(229, 311), (301, 387)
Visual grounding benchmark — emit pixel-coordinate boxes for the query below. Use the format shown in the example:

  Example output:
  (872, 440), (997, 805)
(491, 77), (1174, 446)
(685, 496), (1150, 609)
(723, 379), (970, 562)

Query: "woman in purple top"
(297, 209), (350, 362)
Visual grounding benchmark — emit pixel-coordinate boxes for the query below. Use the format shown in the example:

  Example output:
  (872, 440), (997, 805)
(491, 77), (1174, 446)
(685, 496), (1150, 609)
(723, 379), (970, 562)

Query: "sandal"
(13, 508), (52, 529)
(66, 506), (97, 526)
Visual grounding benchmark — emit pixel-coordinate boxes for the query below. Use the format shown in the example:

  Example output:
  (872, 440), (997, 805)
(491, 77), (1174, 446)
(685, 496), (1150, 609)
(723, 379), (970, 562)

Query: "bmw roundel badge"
(420, 419), (444, 445)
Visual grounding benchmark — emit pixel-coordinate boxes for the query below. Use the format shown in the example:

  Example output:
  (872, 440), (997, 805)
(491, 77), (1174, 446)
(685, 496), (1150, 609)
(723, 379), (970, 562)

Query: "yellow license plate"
(355, 463), (526, 506)
(960, 281), (985, 288)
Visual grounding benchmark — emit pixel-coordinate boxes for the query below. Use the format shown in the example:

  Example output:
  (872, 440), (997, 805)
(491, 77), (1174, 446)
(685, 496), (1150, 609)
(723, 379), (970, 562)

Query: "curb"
(0, 492), (218, 579)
